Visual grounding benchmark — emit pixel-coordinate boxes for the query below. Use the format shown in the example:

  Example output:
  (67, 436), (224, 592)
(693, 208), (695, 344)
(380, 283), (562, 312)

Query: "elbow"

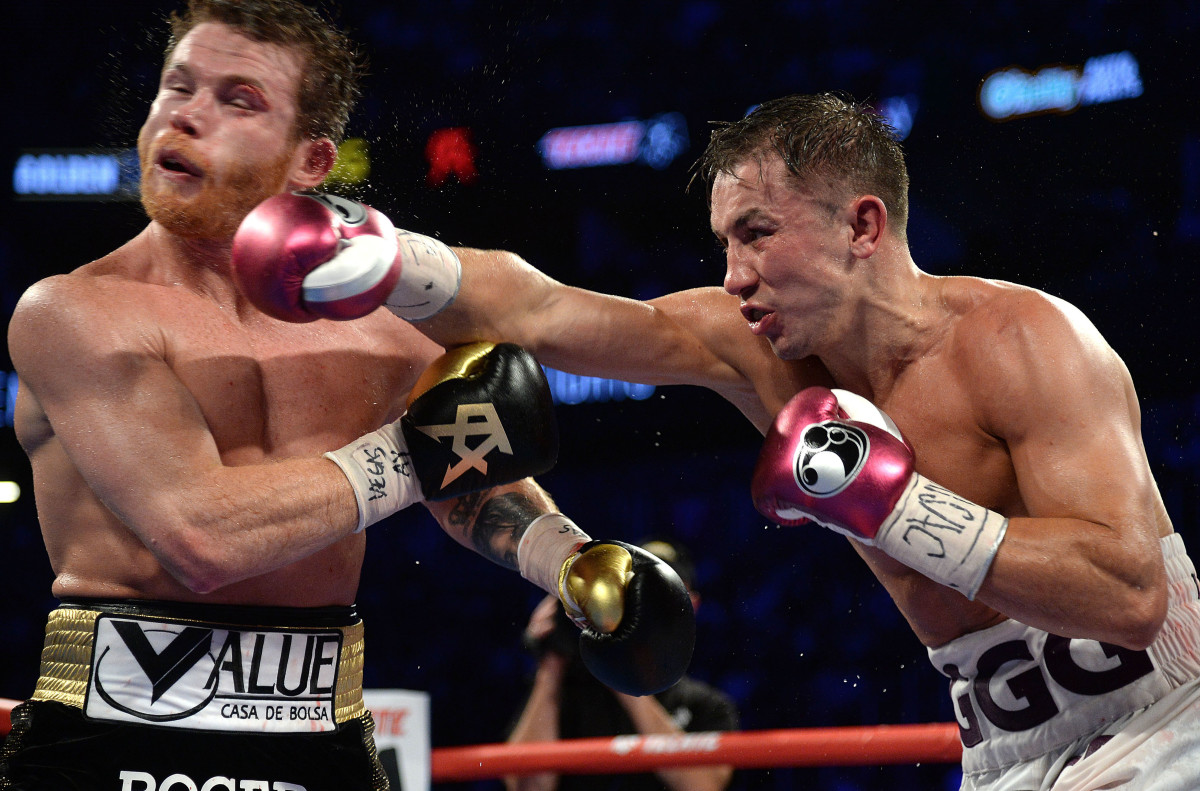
(1113, 583), (1168, 651)
(177, 570), (227, 596)
(154, 522), (239, 594)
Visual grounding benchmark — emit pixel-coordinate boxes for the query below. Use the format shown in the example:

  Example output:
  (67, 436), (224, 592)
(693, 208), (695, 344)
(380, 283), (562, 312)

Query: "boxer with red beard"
(2, 3), (694, 789)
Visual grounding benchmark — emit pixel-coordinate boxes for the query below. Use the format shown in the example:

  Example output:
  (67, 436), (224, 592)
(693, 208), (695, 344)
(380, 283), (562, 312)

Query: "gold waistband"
(30, 606), (367, 724)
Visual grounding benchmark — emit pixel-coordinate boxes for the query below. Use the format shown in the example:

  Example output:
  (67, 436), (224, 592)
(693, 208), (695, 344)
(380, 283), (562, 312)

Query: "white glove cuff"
(325, 421), (424, 532)
(517, 513), (590, 596)
(874, 473), (1009, 600)
(385, 230), (462, 321)
(302, 233), (400, 305)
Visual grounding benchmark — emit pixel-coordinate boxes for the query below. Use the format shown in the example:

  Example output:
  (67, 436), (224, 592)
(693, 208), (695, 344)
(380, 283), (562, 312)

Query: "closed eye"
(224, 86), (265, 111)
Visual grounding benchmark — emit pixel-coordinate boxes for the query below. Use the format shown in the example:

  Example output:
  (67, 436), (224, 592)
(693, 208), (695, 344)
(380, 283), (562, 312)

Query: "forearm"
(508, 660), (565, 745)
(424, 479), (560, 571)
(975, 515), (1168, 648)
(417, 250), (731, 388)
(130, 457), (358, 593)
(617, 695), (732, 791)
(505, 655), (566, 791)
(416, 247), (557, 350)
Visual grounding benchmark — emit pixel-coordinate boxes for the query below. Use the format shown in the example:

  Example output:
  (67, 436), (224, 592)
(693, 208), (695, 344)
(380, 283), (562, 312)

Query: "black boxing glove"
(561, 540), (696, 696)
(325, 342), (558, 530)
(401, 341), (558, 499)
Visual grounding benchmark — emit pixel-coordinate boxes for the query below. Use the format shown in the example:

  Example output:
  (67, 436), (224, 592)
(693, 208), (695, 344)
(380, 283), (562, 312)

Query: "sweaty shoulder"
(10, 242), (165, 377)
(942, 277), (1127, 433)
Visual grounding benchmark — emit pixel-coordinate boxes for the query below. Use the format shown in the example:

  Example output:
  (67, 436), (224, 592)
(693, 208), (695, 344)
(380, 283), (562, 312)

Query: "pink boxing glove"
(232, 192), (402, 322)
(232, 192), (461, 323)
(752, 387), (1009, 599)
(752, 386), (913, 540)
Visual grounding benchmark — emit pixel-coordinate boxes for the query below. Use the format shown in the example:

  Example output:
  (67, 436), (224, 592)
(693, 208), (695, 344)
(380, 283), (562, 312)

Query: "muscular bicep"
(978, 297), (1161, 538)
(960, 293), (1171, 646)
(9, 279), (222, 529)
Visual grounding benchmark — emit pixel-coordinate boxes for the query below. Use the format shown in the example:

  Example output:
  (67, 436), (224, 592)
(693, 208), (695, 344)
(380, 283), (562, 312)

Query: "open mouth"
(157, 149), (203, 177)
(743, 305), (771, 323)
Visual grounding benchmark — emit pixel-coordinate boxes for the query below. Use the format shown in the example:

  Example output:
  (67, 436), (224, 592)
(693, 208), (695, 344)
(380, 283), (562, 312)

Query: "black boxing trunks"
(0, 599), (388, 791)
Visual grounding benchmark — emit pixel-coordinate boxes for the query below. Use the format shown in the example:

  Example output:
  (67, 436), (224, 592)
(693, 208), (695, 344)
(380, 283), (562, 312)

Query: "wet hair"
(694, 93), (909, 239)
(165, 0), (363, 142)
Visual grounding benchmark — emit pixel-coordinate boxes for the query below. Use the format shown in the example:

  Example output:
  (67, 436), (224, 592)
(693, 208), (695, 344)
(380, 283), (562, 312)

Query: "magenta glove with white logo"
(752, 386), (1008, 599)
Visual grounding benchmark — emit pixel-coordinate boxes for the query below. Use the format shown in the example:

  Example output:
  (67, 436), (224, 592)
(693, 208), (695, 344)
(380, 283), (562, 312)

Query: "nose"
(723, 244), (756, 297)
(169, 90), (212, 136)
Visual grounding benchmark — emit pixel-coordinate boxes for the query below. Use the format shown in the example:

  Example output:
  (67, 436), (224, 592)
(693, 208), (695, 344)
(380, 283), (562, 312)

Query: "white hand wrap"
(517, 513), (590, 597)
(873, 473), (1009, 600)
(385, 230), (462, 321)
(325, 421), (423, 532)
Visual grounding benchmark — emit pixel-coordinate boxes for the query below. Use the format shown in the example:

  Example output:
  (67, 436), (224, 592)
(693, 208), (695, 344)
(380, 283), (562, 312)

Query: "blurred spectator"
(505, 538), (738, 791)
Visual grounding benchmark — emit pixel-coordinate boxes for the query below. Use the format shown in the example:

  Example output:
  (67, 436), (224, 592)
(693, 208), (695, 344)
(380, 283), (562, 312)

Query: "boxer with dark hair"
(2, 2), (692, 789)
(263, 92), (1200, 789)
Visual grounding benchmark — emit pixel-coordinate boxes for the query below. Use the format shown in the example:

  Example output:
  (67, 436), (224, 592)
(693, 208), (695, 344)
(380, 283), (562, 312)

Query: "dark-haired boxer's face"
(137, 22), (310, 240)
(712, 153), (855, 361)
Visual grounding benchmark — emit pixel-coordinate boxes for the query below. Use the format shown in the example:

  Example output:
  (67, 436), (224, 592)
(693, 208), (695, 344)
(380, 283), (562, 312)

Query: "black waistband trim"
(56, 597), (360, 628)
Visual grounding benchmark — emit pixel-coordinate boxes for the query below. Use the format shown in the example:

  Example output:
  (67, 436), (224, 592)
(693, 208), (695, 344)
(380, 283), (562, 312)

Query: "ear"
(287, 137), (338, 190)
(848, 195), (887, 259)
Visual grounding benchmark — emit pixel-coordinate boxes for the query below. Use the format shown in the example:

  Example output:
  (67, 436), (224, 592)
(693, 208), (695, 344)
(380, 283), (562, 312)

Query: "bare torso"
(13, 227), (444, 607)
(400, 250), (1176, 649)
(715, 276), (1175, 647)
(801, 278), (1166, 648)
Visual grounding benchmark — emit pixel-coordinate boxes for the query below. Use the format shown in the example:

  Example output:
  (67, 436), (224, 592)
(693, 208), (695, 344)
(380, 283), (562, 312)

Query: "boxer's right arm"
(8, 280), (551, 592)
(415, 250), (831, 430)
(9, 277), (363, 592)
(327, 341), (558, 531)
(420, 248), (745, 388)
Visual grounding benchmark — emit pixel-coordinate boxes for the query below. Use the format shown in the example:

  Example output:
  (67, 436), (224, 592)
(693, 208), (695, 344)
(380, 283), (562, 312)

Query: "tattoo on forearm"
(465, 492), (545, 569)
(447, 490), (487, 530)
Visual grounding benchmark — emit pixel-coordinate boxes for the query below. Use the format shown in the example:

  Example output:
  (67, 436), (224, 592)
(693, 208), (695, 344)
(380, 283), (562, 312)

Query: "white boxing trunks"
(929, 533), (1200, 790)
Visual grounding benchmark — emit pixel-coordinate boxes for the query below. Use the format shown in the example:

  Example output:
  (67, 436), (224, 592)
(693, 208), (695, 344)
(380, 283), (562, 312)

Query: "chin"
(142, 179), (283, 240)
(142, 192), (242, 239)
(766, 336), (797, 361)
(141, 149), (294, 240)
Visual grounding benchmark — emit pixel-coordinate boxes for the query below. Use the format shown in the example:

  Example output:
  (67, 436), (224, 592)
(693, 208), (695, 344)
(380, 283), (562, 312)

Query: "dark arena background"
(3, 2), (1200, 789)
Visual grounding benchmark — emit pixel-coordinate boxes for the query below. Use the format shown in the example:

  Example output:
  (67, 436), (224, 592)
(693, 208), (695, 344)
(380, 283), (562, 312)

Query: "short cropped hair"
(165, 0), (363, 142)
(695, 93), (909, 238)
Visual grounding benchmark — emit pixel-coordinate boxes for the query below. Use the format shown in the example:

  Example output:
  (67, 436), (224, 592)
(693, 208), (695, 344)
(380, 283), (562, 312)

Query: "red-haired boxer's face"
(712, 152), (856, 362)
(137, 22), (312, 240)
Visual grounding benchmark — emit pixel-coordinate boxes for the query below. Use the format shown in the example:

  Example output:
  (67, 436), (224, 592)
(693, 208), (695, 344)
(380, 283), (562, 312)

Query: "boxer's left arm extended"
(427, 485), (696, 697)
(232, 190), (462, 324)
(230, 192), (788, 409)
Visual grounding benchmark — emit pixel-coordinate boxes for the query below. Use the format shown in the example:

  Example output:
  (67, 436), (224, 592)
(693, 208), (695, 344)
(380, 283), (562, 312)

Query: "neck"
(820, 259), (946, 401)
(145, 222), (242, 305)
